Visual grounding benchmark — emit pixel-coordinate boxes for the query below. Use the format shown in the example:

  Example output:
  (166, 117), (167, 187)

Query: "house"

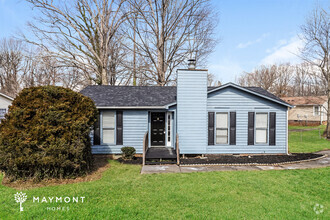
(0, 92), (13, 121)
(80, 65), (292, 159)
(281, 96), (327, 126)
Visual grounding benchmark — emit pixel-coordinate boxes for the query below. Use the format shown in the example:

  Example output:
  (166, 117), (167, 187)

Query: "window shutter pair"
(208, 112), (236, 145)
(248, 112), (276, 145)
(93, 111), (123, 145)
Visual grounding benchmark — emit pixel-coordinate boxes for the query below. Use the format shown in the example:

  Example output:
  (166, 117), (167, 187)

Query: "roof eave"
(96, 106), (168, 110)
(0, 93), (14, 101)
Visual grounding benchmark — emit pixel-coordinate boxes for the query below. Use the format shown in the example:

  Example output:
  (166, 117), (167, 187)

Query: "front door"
(151, 112), (166, 146)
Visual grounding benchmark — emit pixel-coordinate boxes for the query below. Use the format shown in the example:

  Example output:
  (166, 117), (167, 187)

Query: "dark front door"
(151, 112), (166, 146)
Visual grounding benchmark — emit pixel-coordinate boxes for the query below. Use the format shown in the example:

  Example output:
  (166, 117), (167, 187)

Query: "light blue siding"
(92, 110), (148, 154)
(177, 69), (208, 154)
(207, 87), (288, 154)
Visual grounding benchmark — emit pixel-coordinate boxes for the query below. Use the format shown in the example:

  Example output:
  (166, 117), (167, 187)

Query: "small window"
(102, 111), (115, 144)
(0, 109), (6, 120)
(167, 112), (171, 146)
(314, 106), (320, 116)
(255, 113), (268, 144)
(216, 113), (228, 144)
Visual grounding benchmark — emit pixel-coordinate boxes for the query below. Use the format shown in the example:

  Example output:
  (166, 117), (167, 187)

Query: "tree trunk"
(101, 67), (108, 85)
(326, 82), (330, 139)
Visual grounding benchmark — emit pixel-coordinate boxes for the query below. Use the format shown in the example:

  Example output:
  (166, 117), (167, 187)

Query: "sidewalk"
(141, 150), (330, 174)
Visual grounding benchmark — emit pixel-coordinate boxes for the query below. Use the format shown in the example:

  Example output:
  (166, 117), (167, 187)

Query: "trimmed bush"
(0, 86), (97, 181)
(121, 147), (136, 160)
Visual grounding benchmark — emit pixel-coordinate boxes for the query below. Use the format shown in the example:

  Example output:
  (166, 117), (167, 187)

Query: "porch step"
(145, 160), (177, 165)
(145, 147), (177, 159)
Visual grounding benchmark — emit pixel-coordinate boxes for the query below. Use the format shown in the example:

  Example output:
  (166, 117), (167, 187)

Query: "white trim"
(255, 112), (268, 145)
(215, 112), (229, 145)
(166, 112), (172, 146)
(208, 83), (293, 108)
(100, 110), (116, 145)
(97, 106), (166, 109)
(0, 93), (14, 101)
(286, 109), (289, 155)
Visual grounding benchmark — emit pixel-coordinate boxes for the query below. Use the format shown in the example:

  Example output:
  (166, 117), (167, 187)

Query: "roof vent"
(188, 59), (196, 69)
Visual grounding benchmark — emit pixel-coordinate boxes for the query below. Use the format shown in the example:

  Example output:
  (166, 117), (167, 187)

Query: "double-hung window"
(216, 113), (228, 144)
(255, 113), (268, 144)
(102, 111), (115, 144)
(314, 106), (320, 116)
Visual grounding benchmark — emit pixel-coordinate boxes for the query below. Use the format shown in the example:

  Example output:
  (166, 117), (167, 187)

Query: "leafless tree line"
(18, 0), (217, 87)
(0, 38), (91, 97)
(237, 63), (327, 97)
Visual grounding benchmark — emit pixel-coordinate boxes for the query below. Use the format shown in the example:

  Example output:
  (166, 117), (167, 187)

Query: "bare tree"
(23, 0), (127, 85)
(125, 0), (218, 86)
(0, 38), (24, 97)
(300, 6), (330, 138)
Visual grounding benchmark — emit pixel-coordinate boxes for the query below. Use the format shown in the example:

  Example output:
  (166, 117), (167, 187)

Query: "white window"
(256, 113), (268, 144)
(102, 111), (115, 144)
(314, 106), (320, 116)
(216, 113), (228, 144)
(0, 109), (6, 120)
(167, 112), (172, 146)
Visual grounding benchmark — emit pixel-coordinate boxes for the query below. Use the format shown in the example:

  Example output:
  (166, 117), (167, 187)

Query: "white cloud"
(209, 60), (244, 83)
(237, 33), (270, 49)
(260, 36), (304, 65)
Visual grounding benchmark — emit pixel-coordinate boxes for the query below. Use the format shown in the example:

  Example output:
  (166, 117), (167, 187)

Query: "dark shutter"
(269, 112), (276, 145)
(248, 112), (254, 145)
(208, 112), (215, 145)
(230, 112), (236, 145)
(116, 111), (123, 145)
(93, 111), (100, 145)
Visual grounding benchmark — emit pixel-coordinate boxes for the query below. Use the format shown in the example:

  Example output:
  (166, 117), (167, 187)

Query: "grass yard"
(0, 162), (329, 219)
(0, 126), (329, 219)
(289, 125), (330, 153)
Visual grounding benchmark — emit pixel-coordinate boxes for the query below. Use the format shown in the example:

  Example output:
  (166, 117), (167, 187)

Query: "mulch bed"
(180, 153), (323, 165)
(117, 153), (324, 165)
(117, 157), (142, 164)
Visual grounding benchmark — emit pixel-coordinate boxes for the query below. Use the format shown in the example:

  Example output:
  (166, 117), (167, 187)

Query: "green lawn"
(289, 125), (330, 153)
(0, 162), (329, 219)
(0, 127), (329, 219)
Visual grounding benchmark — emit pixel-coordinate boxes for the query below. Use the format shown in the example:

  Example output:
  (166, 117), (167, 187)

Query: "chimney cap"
(188, 58), (196, 69)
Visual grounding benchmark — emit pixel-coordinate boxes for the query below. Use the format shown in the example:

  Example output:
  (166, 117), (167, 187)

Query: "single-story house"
(80, 67), (292, 158)
(0, 92), (13, 121)
(281, 96), (327, 126)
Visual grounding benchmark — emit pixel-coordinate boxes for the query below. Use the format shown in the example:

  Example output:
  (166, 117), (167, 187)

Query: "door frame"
(148, 111), (174, 147)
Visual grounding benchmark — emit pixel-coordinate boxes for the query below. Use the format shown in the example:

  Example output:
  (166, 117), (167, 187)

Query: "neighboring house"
(281, 96), (327, 126)
(0, 92), (13, 121)
(80, 67), (292, 157)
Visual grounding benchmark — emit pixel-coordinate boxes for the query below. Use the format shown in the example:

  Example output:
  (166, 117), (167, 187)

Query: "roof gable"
(207, 83), (292, 108)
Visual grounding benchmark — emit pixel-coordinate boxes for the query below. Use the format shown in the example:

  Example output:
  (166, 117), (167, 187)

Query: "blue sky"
(0, 0), (329, 83)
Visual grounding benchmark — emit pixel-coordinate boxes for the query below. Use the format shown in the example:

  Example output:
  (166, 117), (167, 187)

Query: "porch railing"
(176, 134), (180, 165)
(142, 132), (148, 165)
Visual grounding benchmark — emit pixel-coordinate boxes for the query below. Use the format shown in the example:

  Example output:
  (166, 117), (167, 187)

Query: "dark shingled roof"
(80, 85), (290, 107)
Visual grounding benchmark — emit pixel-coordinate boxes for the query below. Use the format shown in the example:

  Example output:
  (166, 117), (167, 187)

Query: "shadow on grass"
(1, 155), (112, 190)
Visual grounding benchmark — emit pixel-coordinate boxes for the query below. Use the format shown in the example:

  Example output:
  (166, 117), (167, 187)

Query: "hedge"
(0, 86), (97, 181)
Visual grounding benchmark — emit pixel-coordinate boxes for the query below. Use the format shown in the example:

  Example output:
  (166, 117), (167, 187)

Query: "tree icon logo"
(14, 192), (27, 212)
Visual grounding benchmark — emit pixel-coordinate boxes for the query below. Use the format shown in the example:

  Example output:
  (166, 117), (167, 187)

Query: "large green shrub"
(0, 86), (97, 181)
